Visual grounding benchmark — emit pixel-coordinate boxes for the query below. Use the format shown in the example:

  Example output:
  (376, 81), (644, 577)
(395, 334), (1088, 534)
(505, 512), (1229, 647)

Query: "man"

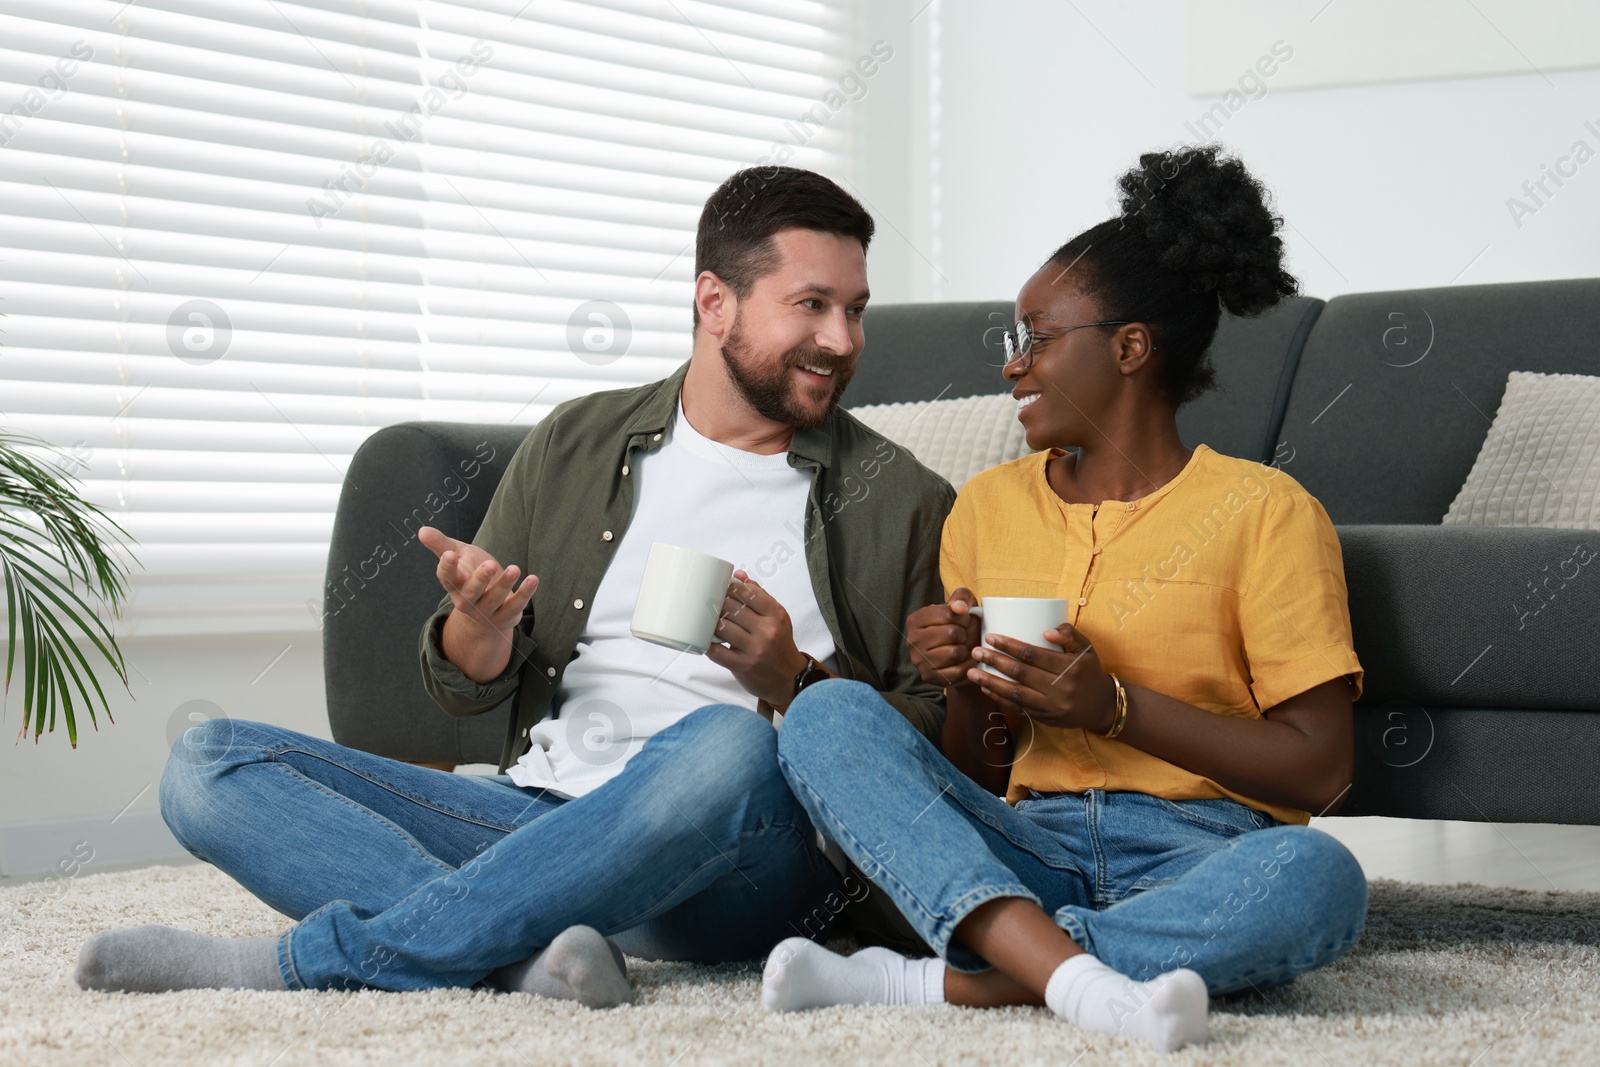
(75, 166), (955, 1003)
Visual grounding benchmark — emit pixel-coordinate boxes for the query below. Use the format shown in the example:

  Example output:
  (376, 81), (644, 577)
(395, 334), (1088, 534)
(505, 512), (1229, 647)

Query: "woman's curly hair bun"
(1116, 145), (1298, 317)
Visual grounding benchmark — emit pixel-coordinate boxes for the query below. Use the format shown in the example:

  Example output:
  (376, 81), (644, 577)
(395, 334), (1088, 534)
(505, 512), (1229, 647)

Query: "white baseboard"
(0, 809), (188, 877)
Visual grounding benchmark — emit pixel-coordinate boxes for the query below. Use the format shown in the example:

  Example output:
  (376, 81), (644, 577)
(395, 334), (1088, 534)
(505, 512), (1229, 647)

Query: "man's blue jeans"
(159, 705), (836, 991)
(777, 680), (1367, 996)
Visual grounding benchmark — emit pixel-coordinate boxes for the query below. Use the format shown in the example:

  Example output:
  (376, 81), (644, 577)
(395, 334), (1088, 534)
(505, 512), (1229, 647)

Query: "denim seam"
(263, 752), (459, 875)
(780, 762), (947, 937)
(781, 755), (1041, 959)
(1054, 909), (1092, 955)
(1087, 791), (1110, 907)
(946, 789), (1084, 877)
(734, 819), (810, 855)
(605, 851), (748, 934)
(1281, 924), (1365, 972)
(933, 883), (1042, 964)
(750, 821), (833, 897)
(279, 925), (306, 990)
(1149, 797), (1259, 838)
(1116, 878), (1171, 898)
(738, 823), (802, 842)
(1230, 932), (1357, 990)
(271, 744), (526, 835)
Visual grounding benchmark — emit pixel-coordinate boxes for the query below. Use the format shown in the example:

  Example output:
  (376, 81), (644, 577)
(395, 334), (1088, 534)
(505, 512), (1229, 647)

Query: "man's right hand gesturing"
(419, 526), (539, 685)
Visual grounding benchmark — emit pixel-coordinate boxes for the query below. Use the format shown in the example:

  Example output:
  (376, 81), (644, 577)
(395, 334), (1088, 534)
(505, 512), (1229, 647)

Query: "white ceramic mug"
(630, 542), (735, 655)
(967, 597), (1070, 675)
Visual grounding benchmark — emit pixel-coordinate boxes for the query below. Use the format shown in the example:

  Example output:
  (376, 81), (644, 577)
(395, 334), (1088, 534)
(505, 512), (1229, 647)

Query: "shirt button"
(1126, 502), (1137, 511)
(653, 433), (662, 442)
(1092, 546), (1102, 554)
(573, 598), (584, 610)
(1078, 597), (1087, 605)
(545, 667), (556, 678)
(621, 464), (630, 476)
(602, 531), (613, 541)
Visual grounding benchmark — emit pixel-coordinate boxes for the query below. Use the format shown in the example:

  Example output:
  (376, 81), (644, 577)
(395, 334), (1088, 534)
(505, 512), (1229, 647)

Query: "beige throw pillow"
(1442, 371), (1600, 530)
(850, 392), (1035, 492)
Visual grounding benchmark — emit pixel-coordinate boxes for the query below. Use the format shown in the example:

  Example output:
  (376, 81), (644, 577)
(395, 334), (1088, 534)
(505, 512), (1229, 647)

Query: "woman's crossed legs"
(766, 679), (1367, 1053)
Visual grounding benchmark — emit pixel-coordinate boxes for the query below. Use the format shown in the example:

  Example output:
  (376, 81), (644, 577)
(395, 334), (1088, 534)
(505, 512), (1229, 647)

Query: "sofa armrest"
(323, 421), (532, 764)
(1339, 524), (1598, 710)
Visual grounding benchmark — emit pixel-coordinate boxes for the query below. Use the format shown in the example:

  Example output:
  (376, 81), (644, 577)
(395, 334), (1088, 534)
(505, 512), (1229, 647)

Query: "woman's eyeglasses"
(999, 319), (1133, 371)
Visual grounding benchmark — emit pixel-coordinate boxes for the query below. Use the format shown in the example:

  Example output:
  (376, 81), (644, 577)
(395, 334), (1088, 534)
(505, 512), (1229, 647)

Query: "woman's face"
(1005, 269), (1128, 452)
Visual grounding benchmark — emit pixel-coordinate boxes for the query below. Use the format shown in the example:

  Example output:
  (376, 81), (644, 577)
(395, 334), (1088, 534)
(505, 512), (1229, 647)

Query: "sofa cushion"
(850, 393), (1032, 492)
(1339, 524), (1598, 711)
(1345, 706), (1600, 822)
(855, 298), (1325, 467)
(1443, 371), (1600, 530)
(851, 301), (1016, 407)
(1175, 295), (1325, 464)
(1273, 278), (1600, 524)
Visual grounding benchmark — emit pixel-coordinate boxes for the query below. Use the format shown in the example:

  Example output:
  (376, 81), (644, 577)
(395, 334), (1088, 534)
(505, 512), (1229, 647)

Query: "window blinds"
(0, 0), (851, 636)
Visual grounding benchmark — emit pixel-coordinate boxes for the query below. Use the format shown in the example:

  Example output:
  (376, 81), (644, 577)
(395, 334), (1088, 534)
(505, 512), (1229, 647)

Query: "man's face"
(718, 228), (869, 429)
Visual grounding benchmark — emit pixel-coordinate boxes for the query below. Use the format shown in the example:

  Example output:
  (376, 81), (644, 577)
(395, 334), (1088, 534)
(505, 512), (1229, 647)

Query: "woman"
(761, 146), (1368, 1053)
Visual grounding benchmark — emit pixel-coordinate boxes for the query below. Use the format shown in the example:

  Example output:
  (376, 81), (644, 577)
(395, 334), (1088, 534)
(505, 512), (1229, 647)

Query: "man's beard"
(719, 314), (855, 430)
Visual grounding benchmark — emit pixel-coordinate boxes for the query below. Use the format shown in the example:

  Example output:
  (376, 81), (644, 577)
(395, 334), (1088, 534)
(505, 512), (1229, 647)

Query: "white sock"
(1043, 954), (1209, 1053)
(761, 938), (946, 1011)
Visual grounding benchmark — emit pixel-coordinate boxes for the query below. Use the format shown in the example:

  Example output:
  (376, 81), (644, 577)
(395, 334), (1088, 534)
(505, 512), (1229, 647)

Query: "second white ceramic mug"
(968, 596), (1070, 675)
(630, 542), (735, 655)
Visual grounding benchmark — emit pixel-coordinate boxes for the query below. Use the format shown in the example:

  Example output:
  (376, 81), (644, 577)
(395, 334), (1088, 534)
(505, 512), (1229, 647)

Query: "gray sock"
(75, 924), (287, 992)
(486, 925), (632, 1008)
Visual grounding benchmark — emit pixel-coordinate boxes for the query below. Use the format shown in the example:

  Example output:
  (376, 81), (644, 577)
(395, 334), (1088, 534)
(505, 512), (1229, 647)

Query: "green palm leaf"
(0, 428), (139, 745)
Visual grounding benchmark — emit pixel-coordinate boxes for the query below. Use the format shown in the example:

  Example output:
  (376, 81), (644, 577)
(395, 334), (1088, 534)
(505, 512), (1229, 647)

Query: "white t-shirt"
(508, 397), (836, 798)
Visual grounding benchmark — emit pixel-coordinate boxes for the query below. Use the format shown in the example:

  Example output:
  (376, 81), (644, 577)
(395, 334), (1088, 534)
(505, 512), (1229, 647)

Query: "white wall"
(0, 633), (329, 875)
(856, 0), (1600, 305)
(847, 0), (936, 308)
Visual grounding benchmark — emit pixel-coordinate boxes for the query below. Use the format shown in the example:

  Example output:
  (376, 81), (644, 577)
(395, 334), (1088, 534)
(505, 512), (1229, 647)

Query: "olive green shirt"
(418, 363), (956, 774)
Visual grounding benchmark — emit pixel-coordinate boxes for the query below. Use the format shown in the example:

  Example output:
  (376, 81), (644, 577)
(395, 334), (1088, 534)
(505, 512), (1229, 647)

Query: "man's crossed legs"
(75, 705), (837, 1001)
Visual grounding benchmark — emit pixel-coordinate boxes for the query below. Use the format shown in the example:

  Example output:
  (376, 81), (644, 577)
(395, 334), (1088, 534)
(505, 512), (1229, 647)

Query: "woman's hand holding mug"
(906, 588), (984, 688)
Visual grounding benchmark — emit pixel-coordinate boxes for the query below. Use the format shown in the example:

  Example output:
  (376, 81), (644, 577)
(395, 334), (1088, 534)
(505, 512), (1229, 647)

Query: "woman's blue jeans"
(777, 679), (1368, 996)
(158, 705), (836, 991)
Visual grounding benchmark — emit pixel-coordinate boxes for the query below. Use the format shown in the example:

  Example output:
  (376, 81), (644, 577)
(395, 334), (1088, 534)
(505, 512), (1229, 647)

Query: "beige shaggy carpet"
(2, 862), (1596, 1066)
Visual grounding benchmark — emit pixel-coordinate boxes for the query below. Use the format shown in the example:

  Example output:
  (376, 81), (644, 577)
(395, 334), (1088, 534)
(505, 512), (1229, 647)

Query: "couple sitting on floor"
(75, 149), (1367, 1055)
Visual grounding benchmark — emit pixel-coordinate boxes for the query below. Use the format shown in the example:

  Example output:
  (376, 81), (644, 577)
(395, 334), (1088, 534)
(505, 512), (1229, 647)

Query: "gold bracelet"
(1102, 673), (1128, 739)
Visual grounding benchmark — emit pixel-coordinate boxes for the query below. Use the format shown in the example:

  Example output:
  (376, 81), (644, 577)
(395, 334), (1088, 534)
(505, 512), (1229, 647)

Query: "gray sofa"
(323, 279), (1600, 825)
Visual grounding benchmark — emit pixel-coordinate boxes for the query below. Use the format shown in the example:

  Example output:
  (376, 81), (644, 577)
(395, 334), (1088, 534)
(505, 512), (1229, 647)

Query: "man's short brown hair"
(692, 166), (874, 326)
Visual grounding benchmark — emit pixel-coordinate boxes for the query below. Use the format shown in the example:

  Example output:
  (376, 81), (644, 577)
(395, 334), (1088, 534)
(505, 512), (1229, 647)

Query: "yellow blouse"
(940, 444), (1364, 825)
